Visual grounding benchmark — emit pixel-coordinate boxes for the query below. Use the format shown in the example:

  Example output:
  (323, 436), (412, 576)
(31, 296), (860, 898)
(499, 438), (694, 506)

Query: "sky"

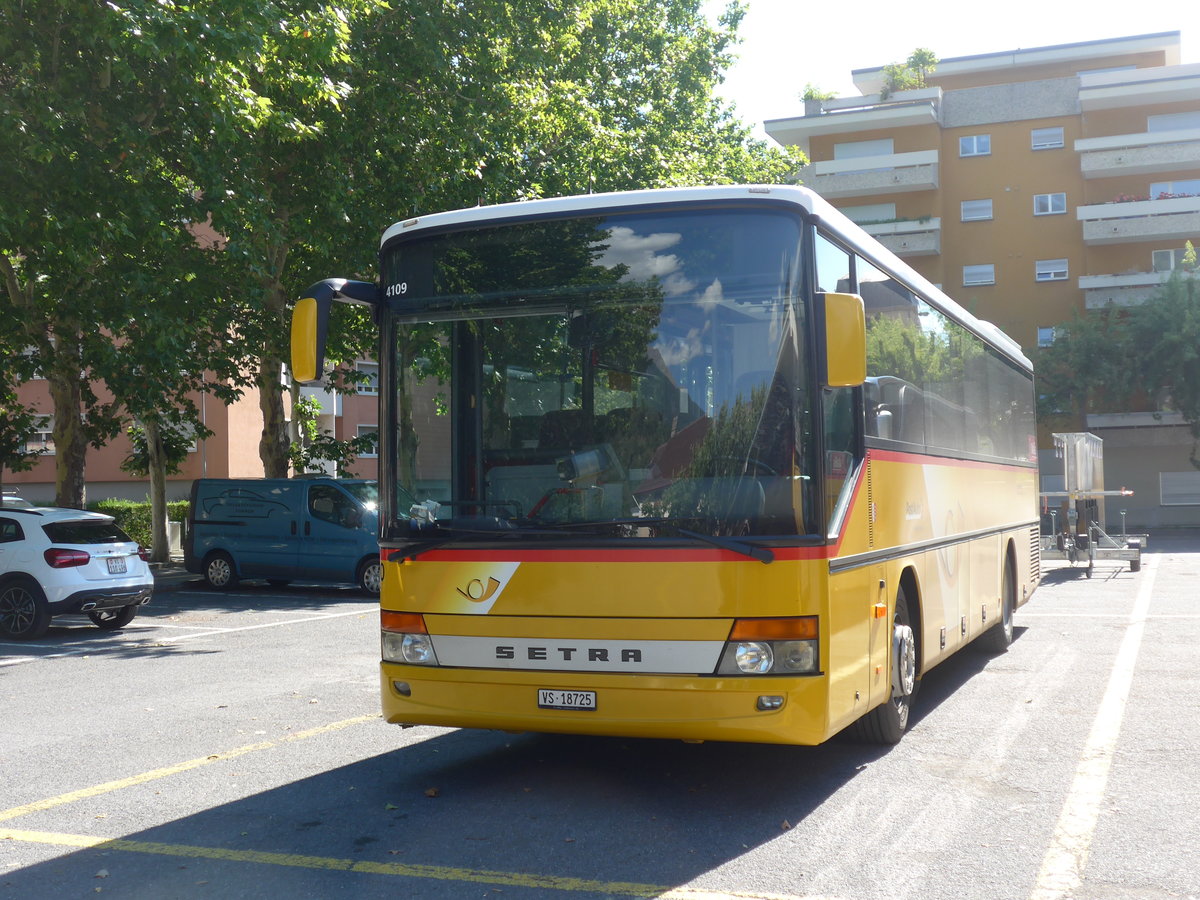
(702, 0), (1192, 141)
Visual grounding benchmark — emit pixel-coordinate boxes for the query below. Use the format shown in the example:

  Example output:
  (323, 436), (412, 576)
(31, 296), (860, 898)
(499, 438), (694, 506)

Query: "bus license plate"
(537, 689), (596, 711)
(106, 557), (127, 575)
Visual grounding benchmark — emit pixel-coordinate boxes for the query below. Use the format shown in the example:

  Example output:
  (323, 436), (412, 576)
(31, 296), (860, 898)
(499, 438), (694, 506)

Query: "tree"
(879, 48), (938, 99)
(0, 1), (260, 507)
(0, 386), (42, 496)
(1037, 269), (1200, 463)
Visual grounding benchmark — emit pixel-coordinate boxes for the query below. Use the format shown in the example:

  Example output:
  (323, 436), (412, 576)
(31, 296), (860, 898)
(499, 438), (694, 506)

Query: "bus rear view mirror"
(817, 291), (866, 388)
(291, 279), (379, 384)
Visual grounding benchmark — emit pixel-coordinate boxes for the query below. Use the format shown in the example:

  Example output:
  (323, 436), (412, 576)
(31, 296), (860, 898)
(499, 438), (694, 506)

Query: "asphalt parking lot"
(3, 537), (1199, 899)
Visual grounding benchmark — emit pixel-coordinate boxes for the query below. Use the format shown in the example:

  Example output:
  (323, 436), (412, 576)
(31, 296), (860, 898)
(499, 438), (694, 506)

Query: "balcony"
(862, 218), (941, 257)
(1080, 271), (1172, 308)
(764, 88), (941, 155)
(801, 150), (939, 199)
(1077, 195), (1200, 245)
(1079, 62), (1200, 112)
(1076, 129), (1200, 179)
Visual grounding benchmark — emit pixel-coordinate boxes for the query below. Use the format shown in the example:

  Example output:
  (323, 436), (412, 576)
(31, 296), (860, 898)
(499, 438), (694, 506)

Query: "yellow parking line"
(0, 828), (820, 899)
(0, 714), (378, 823)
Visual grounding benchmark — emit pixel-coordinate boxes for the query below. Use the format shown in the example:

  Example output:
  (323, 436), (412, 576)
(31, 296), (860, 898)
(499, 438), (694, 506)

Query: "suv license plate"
(537, 689), (596, 711)
(106, 557), (127, 574)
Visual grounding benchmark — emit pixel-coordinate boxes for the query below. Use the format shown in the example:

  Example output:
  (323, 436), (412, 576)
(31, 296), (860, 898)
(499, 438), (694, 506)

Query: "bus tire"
(849, 585), (918, 745)
(978, 552), (1016, 654)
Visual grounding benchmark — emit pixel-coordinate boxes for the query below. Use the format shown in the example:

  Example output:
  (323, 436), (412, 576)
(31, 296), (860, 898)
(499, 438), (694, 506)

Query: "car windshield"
(43, 521), (133, 545)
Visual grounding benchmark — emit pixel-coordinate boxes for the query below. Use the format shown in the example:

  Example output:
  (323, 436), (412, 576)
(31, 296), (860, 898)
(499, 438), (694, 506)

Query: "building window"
(357, 424), (379, 457)
(1161, 471), (1200, 506)
(1034, 193), (1067, 216)
(1036, 259), (1069, 282)
(353, 361), (379, 396)
(1031, 127), (1065, 150)
(1037, 327), (1058, 347)
(23, 416), (54, 456)
(833, 138), (894, 160)
(959, 134), (991, 157)
(842, 202), (896, 224)
(1153, 248), (1191, 272)
(1148, 112), (1200, 133)
(961, 199), (993, 222)
(963, 264), (995, 286)
(1150, 179), (1200, 199)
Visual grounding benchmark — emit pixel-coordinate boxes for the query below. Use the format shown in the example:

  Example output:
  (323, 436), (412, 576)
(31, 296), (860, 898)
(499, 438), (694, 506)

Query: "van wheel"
(203, 551), (238, 590)
(357, 558), (383, 595)
(89, 605), (138, 630)
(0, 577), (51, 640)
(849, 585), (918, 744)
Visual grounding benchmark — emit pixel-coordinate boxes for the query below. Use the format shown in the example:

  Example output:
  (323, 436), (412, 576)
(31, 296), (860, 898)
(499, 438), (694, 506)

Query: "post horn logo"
(457, 576), (502, 603)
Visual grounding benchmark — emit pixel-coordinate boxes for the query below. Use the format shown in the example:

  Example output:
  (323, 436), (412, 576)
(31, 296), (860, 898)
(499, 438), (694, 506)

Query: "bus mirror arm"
(291, 278), (380, 384)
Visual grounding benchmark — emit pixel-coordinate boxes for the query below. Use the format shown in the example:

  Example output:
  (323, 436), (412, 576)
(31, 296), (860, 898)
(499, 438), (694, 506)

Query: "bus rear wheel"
(850, 586), (918, 745)
(978, 554), (1016, 654)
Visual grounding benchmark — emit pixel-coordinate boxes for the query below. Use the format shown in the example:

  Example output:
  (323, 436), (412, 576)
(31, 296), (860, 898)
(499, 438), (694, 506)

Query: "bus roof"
(380, 185), (1031, 371)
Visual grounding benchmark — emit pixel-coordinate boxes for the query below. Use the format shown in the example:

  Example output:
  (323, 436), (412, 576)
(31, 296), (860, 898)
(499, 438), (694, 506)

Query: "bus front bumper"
(380, 663), (830, 746)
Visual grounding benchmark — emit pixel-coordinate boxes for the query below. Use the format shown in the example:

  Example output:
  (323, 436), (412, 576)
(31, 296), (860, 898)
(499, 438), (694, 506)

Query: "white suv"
(0, 507), (153, 639)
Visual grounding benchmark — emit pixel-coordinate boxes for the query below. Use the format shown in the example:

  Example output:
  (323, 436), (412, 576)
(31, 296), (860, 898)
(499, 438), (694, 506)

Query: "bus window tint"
(860, 256), (1035, 463)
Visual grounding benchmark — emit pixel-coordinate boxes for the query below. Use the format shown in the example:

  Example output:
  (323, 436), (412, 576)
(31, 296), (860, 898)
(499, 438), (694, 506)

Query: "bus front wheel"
(851, 586), (918, 745)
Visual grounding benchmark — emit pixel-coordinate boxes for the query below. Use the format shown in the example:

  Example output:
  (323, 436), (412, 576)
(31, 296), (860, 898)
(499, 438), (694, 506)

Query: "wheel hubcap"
(1, 588), (35, 632)
(893, 623), (916, 698)
(363, 564), (382, 593)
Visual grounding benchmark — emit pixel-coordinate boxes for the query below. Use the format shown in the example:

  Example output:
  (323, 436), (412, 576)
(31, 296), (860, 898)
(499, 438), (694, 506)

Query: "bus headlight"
(716, 617), (819, 675)
(732, 641), (773, 674)
(381, 611), (439, 666)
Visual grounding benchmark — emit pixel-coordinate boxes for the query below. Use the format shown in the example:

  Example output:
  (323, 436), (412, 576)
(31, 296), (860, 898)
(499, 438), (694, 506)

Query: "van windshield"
(343, 482), (380, 511)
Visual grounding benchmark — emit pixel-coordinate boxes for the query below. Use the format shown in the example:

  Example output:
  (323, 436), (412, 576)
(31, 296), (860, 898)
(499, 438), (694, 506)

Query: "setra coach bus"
(291, 184), (1040, 745)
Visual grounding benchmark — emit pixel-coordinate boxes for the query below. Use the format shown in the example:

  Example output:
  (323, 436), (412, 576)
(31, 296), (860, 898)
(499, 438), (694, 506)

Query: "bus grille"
(1030, 526), (1041, 581)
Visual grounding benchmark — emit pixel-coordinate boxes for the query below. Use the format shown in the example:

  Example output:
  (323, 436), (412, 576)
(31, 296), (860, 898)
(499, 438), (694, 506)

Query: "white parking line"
(0, 608), (369, 662)
(1029, 556), (1157, 900)
(158, 608), (368, 642)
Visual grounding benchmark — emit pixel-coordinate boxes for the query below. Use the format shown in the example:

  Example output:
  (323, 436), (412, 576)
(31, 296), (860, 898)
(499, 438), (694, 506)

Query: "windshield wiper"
(673, 528), (775, 564)
(389, 520), (577, 562)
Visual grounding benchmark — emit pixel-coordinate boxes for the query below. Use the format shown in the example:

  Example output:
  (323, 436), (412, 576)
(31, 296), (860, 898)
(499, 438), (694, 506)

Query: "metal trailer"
(1039, 432), (1146, 576)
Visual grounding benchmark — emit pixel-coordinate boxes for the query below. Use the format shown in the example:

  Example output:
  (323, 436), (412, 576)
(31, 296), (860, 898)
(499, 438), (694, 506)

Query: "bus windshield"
(382, 207), (820, 538)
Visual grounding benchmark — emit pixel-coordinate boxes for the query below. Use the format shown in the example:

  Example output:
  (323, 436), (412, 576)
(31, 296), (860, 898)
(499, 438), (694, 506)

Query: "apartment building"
(765, 31), (1200, 528)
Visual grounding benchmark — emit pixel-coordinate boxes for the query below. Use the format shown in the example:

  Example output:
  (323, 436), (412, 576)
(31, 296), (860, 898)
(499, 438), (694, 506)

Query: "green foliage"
(879, 48), (938, 99)
(120, 423), (202, 477)
(801, 84), (835, 102)
(1038, 272), (1200, 464)
(0, 388), (41, 483)
(2, 0), (801, 499)
(89, 499), (191, 551)
(288, 395), (378, 476)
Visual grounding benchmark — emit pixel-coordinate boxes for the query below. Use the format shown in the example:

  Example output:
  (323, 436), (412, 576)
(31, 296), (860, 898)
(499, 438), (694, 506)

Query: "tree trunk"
(257, 352), (291, 478)
(144, 418), (170, 563)
(47, 340), (89, 509)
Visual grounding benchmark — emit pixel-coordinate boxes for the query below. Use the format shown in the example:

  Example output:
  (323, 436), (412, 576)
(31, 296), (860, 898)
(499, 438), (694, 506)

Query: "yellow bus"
(292, 185), (1040, 745)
